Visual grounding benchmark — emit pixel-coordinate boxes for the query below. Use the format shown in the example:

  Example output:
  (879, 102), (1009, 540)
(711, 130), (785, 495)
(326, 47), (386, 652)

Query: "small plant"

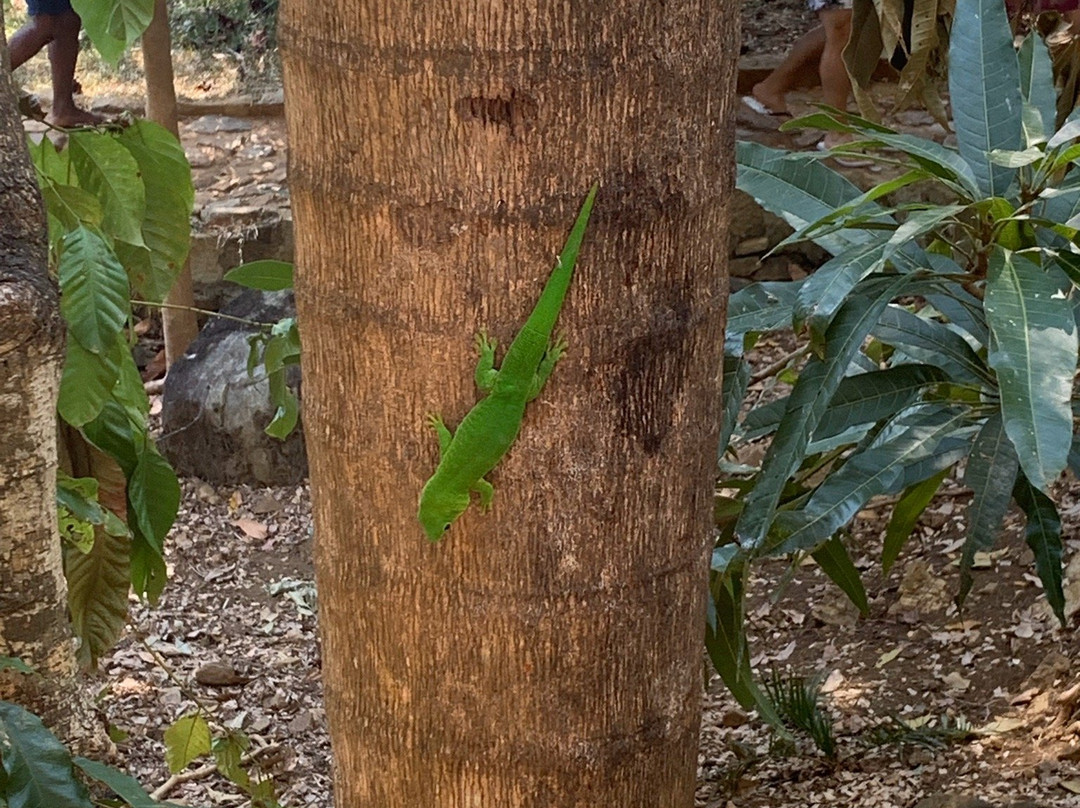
(763, 671), (837, 759)
(862, 713), (974, 751)
(709, 0), (1078, 718)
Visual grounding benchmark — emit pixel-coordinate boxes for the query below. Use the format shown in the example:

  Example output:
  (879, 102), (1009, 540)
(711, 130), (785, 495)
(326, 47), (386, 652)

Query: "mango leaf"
(948, 0), (1022, 197)
(735, 275), (916, 550)
(811, 535), (869, 615)
(74, 757), (183, 807)
(872, 304), (992, 386)
(883, 468), (949, 575)
(736, 141), (878, 255)
(163, 714), (212, 774)
(225, 260), (295, 292)
(68, 131), (145, 246)
(65, 448), (130, 669)
(118, 121), (195, 303)
(58, 336), (127, 427)
(726, 280), (804, 338)
(773, 405), (973, 555)
(958, 413), (1019, 606)
(718, 354), (751, 458)
(1013, 473), (1066, 626)
(1018, 33), (1056, 147)
(985, 250), (1077, 490)
(70, 0), (154, 64)
(0, 701), (93, 808)
(794, 241), (889, 337)
(58, 226), (130, 354)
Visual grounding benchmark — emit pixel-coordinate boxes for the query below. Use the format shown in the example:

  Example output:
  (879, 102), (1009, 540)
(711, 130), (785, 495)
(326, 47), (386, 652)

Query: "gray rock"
(159, 289), (306, 486)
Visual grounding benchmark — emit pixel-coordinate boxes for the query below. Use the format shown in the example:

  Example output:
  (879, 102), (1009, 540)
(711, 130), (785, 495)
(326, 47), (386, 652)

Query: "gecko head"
(417, 486), (468, 542)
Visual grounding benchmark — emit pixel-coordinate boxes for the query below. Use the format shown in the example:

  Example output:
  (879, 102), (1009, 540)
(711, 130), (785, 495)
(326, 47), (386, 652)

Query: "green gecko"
(417, 183), (598, 541)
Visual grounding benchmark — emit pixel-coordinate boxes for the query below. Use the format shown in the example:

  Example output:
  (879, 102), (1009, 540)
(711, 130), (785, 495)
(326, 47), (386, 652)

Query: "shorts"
(27, 0), (73, 15)
(807, 0), (853, 10)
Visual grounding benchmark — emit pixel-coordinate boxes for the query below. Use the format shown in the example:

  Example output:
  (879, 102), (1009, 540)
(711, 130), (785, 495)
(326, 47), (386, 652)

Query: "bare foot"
(751, 82), (789, 116)
(46, 105), (103, 128)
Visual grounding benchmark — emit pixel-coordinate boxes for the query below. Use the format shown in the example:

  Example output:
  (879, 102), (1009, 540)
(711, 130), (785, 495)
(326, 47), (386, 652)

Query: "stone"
(913, 796), (993, 808)
(185, 114), (253, 134)
(159, 289), (306, 486)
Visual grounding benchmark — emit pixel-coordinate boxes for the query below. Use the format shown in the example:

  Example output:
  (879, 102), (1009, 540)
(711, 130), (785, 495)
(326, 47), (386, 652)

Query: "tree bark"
(0, 16), (102, 750)
(281, 2), (737, 805)
(142, 0), (199, 367)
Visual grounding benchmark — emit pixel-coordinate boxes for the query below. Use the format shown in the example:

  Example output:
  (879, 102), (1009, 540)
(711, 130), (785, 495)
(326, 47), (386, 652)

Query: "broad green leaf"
(68, 131), (145, 246)
(225, 260), (295, 292)
(211, 735), (251, 788)
(811, 535), (869, 615)
(39, 180), (103, 231)
(55, 473), (103, 524)
(773, 405), (973, 554)
(1018, 33), (1056, 147)
(1013, 473), (1066, 626)
(58, 226), (130, 354)
(81, 400), (139, 474)
(883, 468), (949, 575)
(130, 534), (168, 603)
(66, 521), (130, 668)
(958, 413), (1019, 606)
(735, 275), (916, 550)
(163, 714), (212, 774)
(70, 0), (154, 64)
(0, 701), (93, 808)
(985, 251), (1077, 489)
(872, 304), (991, 386)
(74, 757), (182, 807)
(118, 121), (194, 302)
(736, 141), (877, 255)
(27, 133), (73, 188)
(726, 280), (804, 337)
(948, 0), (1022, 197)
(127, 446), (180, 553)
(58, 336), (126, 427)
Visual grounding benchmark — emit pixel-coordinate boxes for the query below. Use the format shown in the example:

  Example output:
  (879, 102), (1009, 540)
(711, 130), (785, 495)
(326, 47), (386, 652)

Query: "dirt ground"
(19, 0), (1074, 806)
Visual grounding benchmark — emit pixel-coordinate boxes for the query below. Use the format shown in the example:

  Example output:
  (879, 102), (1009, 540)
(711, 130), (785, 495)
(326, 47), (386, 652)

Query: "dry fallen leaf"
(1061, 779), (1080, 795)
(876, 647), (903, 668)
(233, 518), (269, 540)
(943, 671), (971, 692)
(977, 716), (1027, 734)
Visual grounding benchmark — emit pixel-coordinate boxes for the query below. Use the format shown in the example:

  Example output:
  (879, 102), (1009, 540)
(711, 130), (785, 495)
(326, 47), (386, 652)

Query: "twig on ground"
(150, 743), (281, 800)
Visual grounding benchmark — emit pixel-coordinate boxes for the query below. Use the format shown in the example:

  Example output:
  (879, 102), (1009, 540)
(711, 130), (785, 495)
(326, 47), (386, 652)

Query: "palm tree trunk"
(281, 2), (738, 804)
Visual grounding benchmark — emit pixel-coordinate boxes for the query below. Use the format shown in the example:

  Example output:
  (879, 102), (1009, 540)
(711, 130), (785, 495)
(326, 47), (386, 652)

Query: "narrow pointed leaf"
(719, 354), (751, 458)
(794, 241), (888, 335)
(1013, 473), (1066, 626)
(948, 0), (1023, 196)
(811, 535), (869, 615)
(958, 413), (1019, 606)
(726, 280), (804, 337)
(985, 251), (1077, 489)
(74, 758), (182, 807)
(872, 304), (992, 386)
(883, 468), (949, 574)
(225, 260), (295, 292)
(1018, 33), (1056, 146)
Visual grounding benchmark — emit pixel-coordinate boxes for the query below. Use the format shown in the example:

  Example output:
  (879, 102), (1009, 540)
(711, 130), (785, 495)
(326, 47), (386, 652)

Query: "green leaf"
(958, 413), (1019, 606)
(56, 473), (104, 524)
(66, 518), (130, 669)
(70, 0), (154, 64)
(811, 535), (869, 615)
(719, 354), (751, 458)
(1013, 473), (1066, 626)
(67, 131), (145, 246)
(39, 180), (104, 231)
(872, 304), (992, 386)
(985, 250), (1077, 489)
(129, 534), (168, 603)
(211, 735), (251, 788)
(736, 141), (878, 255)
(81, 400), (140, 474)
(774, 405), (973, 554)
(793, 241), (889, 337)
(73, 757), (181, 807)
(58, 226), (130, 354)
(0, 701), (93, 808)
(735, 275), (917, 551)
(948, 0), (1022, 196)
(127, 446), (180, 554)
(726, 280), (804, 338)
(58, 335), (126, 427)
(225, 260), (295, 292)
(265, 380), (300, 440)
(1018, 33), (1056, 147)
(883, 468), (949, 575)
(117, 121), (194, 303)
(163, 714), (212, 774)
(0, 658), (34, 675)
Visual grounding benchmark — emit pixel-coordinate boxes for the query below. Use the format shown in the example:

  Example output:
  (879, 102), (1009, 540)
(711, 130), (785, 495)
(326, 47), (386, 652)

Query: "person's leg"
(46, 9), (100, 126)
(818, 6), (853, 111)
(751, 25), (827, 115)
(8, 13), (57, 69)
